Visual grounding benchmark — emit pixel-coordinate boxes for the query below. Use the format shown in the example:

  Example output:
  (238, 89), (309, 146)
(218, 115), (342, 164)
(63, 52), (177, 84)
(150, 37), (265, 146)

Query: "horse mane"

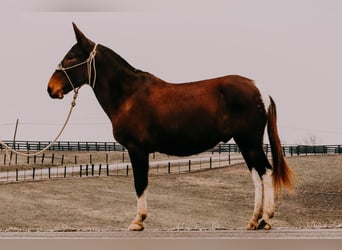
(99, 44), (146, 74)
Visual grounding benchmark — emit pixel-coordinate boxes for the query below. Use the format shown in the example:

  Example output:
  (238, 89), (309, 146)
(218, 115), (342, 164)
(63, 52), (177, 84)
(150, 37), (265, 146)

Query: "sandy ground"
(0, 155), (340, 237)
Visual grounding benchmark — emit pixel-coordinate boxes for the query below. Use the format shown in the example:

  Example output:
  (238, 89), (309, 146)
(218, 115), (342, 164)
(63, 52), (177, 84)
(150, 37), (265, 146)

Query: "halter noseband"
(56, 44), (98, 91)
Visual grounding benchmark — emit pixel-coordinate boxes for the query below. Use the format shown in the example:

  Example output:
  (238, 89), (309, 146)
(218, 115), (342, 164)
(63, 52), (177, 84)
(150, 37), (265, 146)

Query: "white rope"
(57, 44), (97, 89)
(0, 89), (79, 158)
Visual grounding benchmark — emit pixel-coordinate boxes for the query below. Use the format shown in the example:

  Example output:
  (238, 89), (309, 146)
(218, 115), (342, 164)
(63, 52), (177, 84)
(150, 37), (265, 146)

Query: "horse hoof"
(128, 222), (145, 231)
(246, 222), (258, 230)
(264, 223), (272, 230)
(257, 220), (271, 230)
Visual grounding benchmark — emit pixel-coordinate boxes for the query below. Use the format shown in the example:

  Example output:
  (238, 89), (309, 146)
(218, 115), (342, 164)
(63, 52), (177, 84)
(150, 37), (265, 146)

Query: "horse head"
(47, 23), (97, 99)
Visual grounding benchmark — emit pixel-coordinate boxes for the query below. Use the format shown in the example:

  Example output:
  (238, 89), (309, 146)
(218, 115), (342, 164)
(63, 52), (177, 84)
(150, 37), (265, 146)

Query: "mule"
(47, 23), (293, 231)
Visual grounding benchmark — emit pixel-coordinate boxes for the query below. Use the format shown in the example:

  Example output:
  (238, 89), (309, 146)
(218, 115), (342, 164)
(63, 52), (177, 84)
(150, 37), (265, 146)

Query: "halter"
(56, 44), (98, 90)
(0, 45), (98, 160)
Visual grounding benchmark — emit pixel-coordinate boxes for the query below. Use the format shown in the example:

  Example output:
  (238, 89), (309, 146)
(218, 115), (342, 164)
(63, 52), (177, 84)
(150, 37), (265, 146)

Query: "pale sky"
(1, 0), (341, 145)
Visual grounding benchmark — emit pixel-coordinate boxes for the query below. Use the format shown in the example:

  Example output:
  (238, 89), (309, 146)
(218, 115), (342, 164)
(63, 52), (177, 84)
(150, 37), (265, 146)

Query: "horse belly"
(154, 114), (229, 156)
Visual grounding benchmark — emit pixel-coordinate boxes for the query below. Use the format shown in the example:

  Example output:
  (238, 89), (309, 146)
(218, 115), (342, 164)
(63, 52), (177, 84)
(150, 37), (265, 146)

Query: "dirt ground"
(0, 155), (340, 231)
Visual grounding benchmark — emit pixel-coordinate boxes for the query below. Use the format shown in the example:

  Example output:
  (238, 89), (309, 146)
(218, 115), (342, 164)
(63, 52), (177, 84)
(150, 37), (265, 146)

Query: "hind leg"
(259, 168), (275, 230)
(247, 167), (264, 230)
(237, 141), (274, 230)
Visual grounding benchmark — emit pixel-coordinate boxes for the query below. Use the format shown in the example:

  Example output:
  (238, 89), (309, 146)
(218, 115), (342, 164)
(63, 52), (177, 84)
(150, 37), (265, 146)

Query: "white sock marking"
(251, 168), (263, 218)
(137, 189), (148, 217)
(262, 169), (275, 218)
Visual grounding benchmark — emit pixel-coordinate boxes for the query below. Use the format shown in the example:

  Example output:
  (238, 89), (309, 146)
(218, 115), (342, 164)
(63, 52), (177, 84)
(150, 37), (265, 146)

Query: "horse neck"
(91, 45), (157, 117)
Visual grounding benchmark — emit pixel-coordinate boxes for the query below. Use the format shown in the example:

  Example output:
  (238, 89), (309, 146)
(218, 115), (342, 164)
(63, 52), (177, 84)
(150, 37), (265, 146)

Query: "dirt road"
(0, 229), (341, 239)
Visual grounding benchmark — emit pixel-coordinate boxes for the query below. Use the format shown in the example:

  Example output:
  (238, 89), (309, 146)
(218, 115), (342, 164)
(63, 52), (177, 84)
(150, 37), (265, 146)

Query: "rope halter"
(0, 45), (99, 159)
(56, 44), (98, 91)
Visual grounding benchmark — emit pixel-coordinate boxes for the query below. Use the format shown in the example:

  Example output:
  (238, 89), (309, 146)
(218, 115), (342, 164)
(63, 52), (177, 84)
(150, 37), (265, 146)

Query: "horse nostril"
(47, 87), (52, 95)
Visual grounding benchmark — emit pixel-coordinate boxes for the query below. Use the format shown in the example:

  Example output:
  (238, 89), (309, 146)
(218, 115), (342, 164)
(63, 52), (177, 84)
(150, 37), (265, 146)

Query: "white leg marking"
(251, 168), (263, 218)
(137, 189), (148, 218)
(262, 169), (275, 220)
(128, 189), (148, 231)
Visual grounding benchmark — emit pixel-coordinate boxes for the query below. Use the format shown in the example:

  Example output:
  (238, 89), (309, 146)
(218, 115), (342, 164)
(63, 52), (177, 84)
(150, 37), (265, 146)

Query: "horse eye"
(65, 53), (74, 60)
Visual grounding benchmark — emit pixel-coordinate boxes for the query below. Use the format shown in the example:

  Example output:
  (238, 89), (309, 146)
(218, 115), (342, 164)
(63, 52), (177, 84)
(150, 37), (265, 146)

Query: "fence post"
(42, 153), (45, 163)
(210, 157), (212, 169)
(86, 164), (89, 176)
(188, 160), (191, 173)
(80, 165), (82, 177)
(228, 144), (230, 165)
(91, 164), (94, 176)
(16, 169), (18, 181)
(106, 164), (109, 176)
(168, 162), (171, 174)
(126, 165), (129, 176)
(48, 167), (51, 179)
(64, 166), (67, 178)
(32, 168), (35, 180)
(61, 155), (64, 165)
(99, 164), (102, 176)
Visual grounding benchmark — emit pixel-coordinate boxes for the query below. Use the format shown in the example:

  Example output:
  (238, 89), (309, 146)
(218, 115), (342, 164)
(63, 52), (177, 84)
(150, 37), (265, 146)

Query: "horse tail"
(267, 96), (294, 193)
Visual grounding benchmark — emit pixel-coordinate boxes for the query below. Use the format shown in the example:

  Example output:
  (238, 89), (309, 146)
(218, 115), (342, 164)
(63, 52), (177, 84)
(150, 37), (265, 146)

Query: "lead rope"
(1, 44), (97, 163)
(0, 88), (79, 161)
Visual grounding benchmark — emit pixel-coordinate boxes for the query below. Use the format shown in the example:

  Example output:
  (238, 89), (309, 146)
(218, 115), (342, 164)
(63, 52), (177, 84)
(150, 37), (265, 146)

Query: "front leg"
(127, 148), (149, 231)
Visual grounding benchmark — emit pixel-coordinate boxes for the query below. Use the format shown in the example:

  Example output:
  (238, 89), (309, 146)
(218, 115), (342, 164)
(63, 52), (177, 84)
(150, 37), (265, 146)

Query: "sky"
(0, 0), (341, 145)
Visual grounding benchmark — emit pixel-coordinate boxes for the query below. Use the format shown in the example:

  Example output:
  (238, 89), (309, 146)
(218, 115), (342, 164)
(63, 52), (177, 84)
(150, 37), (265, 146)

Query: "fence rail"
(0, 140), (341, 184)
(0, 140), (125, 152)
(0, 154), (244, 183)
(1, 140), (342, 155)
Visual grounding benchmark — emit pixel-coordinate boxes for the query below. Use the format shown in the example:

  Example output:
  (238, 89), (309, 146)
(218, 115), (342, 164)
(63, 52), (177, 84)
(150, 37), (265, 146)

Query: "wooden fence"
(0, 140), (125, 152)
(0, 153), (244, 183)
(1, 140), (342, 155)
(0, 140), (341, 183)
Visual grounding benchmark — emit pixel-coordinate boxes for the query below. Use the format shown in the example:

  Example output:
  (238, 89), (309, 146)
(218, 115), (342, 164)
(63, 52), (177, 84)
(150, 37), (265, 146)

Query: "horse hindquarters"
(237, 96), (294, 230)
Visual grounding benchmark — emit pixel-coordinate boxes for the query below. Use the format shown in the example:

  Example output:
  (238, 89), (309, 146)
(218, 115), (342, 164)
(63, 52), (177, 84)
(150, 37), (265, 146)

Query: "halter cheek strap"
(56, 44), (98, 91)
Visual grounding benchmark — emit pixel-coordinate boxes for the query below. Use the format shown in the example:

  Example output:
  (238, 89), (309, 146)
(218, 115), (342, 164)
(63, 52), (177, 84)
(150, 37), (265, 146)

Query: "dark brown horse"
(47, 23), (293, 231)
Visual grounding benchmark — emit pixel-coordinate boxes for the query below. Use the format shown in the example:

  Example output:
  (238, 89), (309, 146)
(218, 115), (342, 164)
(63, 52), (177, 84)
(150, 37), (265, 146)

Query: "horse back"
(113, 74), (265, 155)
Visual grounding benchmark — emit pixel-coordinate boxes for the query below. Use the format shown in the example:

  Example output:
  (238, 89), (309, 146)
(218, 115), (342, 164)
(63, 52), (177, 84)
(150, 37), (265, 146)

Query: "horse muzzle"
(47, 73), (65, 99)
(47, 86), (64, 99)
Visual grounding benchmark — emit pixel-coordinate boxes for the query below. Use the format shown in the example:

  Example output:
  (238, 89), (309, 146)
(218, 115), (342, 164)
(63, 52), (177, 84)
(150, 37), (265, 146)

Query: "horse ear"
(72, 22), (94, 49)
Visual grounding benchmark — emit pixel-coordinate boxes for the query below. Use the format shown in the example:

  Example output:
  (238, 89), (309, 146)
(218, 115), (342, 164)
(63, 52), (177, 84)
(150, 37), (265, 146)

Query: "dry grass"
(0, 154), (341, 231)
